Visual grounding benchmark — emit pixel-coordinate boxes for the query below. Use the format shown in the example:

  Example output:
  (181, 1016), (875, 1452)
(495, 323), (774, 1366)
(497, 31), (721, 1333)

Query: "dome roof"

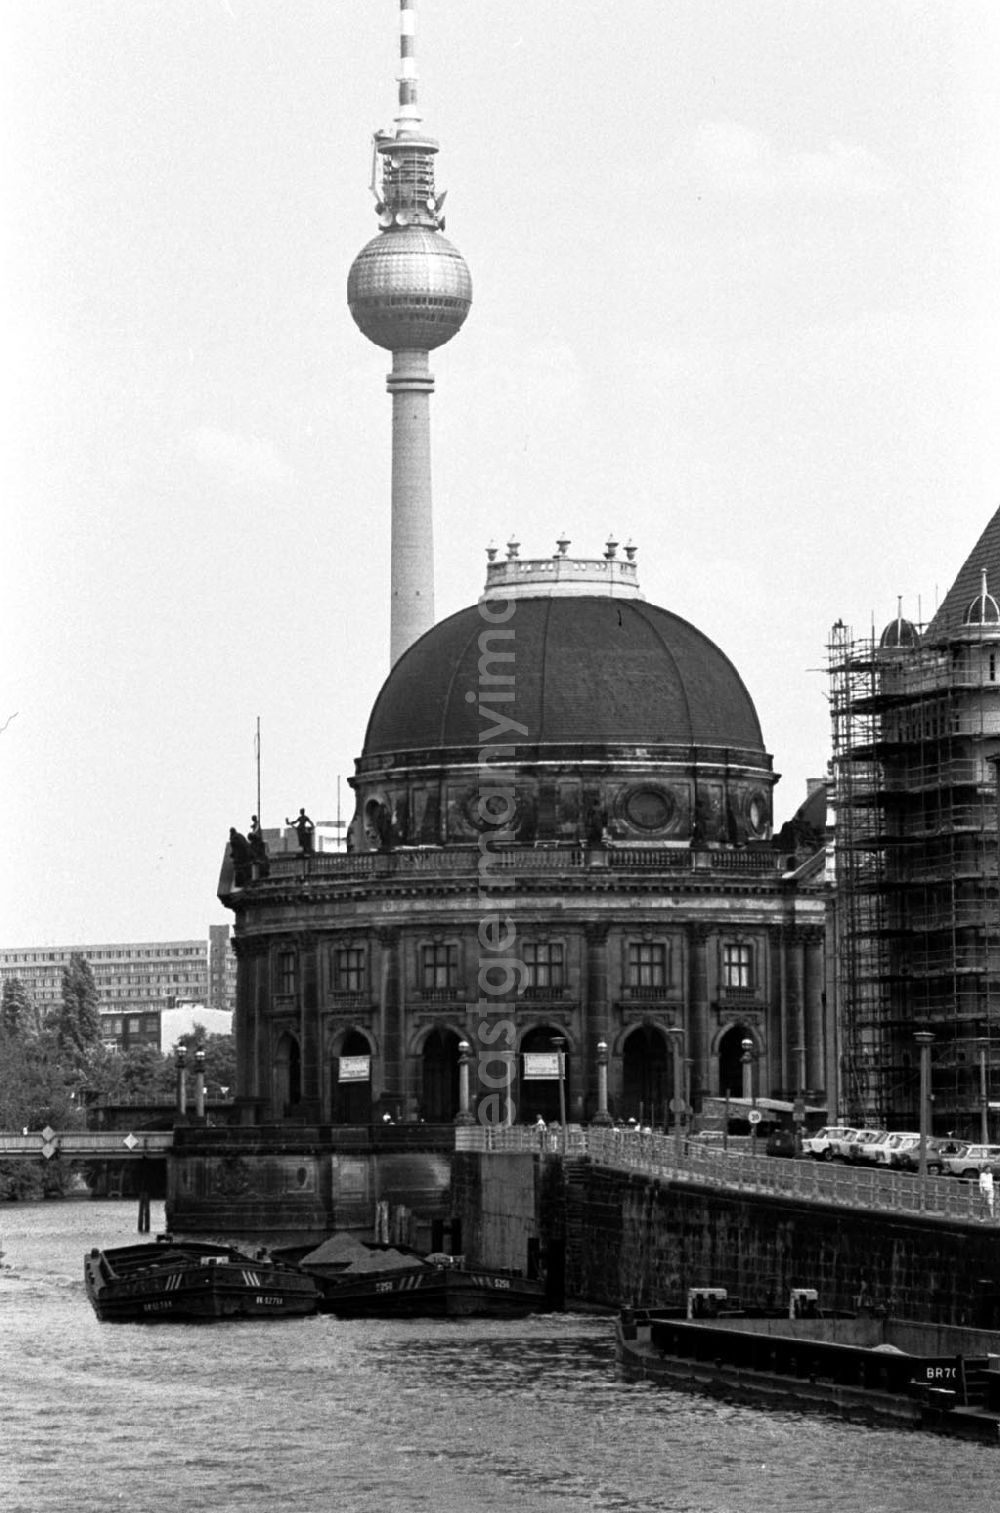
(964, 569), (1000, 627)
(362, 595), (766, 760)
(879, 616), (918, 649)
(347, 226), (472, 351)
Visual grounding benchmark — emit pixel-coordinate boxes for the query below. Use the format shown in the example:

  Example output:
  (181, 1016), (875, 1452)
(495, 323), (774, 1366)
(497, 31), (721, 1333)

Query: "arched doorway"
(622, 1025), (669, 1127)
(718, 1024), (754, 1099)
(519, 1026), (570, 1125)
(332, 1029), (373, 1124)
(421, 1027), (461, 1122)
(274, 1031), (301, 1118)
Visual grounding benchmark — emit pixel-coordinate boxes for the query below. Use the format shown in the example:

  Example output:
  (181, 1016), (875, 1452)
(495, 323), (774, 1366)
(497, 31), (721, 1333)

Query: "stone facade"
(221, 557), (830, 1134)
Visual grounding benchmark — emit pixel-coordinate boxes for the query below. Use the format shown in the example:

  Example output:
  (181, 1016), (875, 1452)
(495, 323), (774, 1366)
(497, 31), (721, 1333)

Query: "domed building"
(220, 542), (829, 1135)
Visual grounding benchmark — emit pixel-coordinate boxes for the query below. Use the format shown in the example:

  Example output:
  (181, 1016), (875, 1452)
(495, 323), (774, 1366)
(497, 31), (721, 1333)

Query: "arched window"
(332, 1029), (373, 1125)
(519, 1026), (570, 1125)
(274, 1031), (301, 1117)
(421, 1027), (461, 1122)
(622, 1025), (669, 1126)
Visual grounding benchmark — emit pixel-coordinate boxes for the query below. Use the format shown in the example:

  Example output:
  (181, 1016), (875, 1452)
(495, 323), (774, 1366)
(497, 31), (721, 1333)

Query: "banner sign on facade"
(338, 1055), (371, 1083)
(523, 1051), (561, 1080)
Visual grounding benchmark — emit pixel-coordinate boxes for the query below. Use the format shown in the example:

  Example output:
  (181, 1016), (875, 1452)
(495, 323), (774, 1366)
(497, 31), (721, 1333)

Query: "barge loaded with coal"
(85, 1236), (320, 1322)
(617, 1288), (1000, 1442)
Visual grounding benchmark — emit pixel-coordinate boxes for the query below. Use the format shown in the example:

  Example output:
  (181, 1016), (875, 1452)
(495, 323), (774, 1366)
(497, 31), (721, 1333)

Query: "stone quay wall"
(453, 1153), (1000, 1327)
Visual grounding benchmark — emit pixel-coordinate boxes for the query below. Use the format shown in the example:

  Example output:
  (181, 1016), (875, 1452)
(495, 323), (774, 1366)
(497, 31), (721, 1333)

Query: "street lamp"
(741, 1038), (756, 1105)
(914, 1030), (935, 1178)
(668, 1025), (685, 1161)
(194, 1048), (206, 1122)
(741, 1037), (759, 1155)
(594, 1040), (611, 1126)
(552, 1035), (567, 1156)
(175, 1045), (188, 1119)
(456, 1039), (475, 1126)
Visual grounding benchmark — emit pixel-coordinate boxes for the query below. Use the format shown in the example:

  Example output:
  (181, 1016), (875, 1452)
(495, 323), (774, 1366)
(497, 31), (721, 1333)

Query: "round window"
(625, 788), (674, 831)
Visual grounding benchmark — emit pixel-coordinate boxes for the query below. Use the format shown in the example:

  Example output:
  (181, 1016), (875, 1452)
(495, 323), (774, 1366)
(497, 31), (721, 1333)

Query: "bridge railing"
(0, 1131), (173, 1158)
(454, 1125), (1000, 1227)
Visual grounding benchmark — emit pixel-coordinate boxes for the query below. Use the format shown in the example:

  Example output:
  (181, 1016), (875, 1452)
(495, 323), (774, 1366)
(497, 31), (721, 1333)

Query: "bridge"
(0, 1129), (173, 1160)
(455, 1125), (1000, 1228)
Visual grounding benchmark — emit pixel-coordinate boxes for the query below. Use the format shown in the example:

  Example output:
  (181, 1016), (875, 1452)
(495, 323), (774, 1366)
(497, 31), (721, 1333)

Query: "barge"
(617, 1289), (1000, 1442)
(85, 1236), (320, 1322)
(294, 1235), (549, 1318)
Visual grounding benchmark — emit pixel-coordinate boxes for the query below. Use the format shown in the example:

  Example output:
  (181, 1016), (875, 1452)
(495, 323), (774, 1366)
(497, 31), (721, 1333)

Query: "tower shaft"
(388, 350), (435, 664)
(348, 0), (471, 666)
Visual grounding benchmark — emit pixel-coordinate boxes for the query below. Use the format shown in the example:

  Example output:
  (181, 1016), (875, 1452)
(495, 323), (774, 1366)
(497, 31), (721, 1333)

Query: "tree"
(174, 1025), (237, 1098)
(57, 953), (101, 1063)
(0, 1025), (78, 1130)
(1, 976), (32, 1038)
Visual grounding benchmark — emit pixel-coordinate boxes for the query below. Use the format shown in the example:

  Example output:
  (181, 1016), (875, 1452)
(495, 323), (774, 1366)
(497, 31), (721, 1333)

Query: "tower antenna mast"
(348, 0), (473, 666)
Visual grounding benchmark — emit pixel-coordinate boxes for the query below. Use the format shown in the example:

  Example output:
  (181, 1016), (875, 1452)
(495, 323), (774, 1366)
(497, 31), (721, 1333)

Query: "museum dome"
(362, 551), (766, 761)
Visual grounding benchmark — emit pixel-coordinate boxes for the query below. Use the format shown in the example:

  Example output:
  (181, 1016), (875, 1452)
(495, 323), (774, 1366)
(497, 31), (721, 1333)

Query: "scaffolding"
(827, 617), (1000, 1131)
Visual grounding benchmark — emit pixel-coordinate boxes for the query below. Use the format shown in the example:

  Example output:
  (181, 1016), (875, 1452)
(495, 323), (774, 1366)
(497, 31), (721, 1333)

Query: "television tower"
(348, 0), (473, 665)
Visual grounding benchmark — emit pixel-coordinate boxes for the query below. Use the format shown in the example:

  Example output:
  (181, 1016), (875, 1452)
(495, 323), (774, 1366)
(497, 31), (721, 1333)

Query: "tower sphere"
(348, 225), (472, 352)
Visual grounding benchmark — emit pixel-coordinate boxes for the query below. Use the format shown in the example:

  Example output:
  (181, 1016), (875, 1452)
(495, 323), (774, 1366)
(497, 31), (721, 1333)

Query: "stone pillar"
(584, 923), (610, 1118)
(804, 926), (825, 1096)
(785, 927), (806, 1101)
(377, 928), (403, 1118)
(298, 930), (321, 1120)
(688, 925), (711, 1103)
(231, 936), (253, 1098)
(387, 349), (435, 665)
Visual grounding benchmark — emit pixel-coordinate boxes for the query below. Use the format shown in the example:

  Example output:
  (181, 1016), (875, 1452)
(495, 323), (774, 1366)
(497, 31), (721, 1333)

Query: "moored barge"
(85, 1236), (320, 1322)
(294, 1235), (549, 1318)
(617, 1289), (1000, 1443)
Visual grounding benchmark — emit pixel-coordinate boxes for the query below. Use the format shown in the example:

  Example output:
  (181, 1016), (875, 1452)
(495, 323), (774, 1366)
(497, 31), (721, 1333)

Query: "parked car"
(800, 1125), (856, 1161)
(847, 1129), (889, 1164)
(884, 1133), (922, 1168)
(940, 1144), (1000, 1179)
(824, 1127), (865, 1162)
(892, 1137), (963, 1175)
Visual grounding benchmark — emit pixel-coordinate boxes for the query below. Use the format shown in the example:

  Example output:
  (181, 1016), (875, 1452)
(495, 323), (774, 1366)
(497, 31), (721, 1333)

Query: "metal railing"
(0, 1130), (173, 1158)
(454, 1126), (1000, 1227)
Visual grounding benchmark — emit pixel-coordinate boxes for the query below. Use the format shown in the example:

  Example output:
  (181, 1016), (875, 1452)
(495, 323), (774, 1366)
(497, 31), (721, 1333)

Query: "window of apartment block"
(333, 946), (366, 994)
(723, 942), (754, 990)
(523, 940), (565, 991)
(276, 950), (297, 996)
(626, 941), (667, 989)
(421, 942), (458, 992)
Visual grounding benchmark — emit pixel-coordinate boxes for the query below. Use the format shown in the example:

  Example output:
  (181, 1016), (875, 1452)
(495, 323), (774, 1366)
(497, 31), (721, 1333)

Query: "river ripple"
(2, 1202), (998, 1513)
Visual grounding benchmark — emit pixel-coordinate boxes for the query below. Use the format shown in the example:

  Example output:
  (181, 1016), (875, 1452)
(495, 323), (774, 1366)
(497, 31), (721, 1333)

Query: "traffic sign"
(748, 1110), (762, 1125)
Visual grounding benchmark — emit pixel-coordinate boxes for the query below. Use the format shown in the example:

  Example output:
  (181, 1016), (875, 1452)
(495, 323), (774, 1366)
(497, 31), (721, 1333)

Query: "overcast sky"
(3, 0), (1000, 947)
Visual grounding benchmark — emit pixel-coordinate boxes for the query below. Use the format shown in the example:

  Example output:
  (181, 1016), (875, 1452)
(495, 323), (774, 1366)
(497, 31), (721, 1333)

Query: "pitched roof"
(926, 503), (1000, 639)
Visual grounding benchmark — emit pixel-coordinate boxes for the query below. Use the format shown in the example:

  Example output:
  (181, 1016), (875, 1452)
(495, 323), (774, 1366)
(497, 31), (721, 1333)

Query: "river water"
(2, 1201), (998, 1513)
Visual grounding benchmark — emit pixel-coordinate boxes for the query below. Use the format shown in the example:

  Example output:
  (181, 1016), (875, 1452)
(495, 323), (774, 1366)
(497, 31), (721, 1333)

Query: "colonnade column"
(584, 922), (610, 1120)
(297, 930), (322, 1119)
(804, 926), (826, 1096)
(688, 924), (711, 1103)
(377, 927), (403, 1119)
(784, 926), (806, 1099)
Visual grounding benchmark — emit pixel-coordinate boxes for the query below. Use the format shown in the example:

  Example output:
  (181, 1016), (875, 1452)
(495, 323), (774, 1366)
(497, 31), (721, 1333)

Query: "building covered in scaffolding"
(829, 508), (1000, 1134)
